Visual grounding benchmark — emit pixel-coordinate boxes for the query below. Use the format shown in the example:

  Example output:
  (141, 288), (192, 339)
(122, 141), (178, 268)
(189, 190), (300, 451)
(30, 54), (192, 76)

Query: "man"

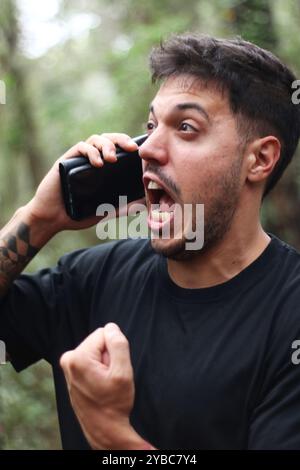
(1, 33), (300, 450)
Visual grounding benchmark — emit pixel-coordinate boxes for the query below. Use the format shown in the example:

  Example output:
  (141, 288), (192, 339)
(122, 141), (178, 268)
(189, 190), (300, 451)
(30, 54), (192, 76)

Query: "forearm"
(123, 426), (156, 451)
(0, 203), (56, 298)
(87, 420), (157, 450)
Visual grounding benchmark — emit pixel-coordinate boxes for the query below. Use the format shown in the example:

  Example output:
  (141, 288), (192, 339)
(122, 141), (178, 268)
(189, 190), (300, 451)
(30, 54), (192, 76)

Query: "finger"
(86, 135), (118, 162)
(59, 350), (74, 382)
(60, 141), (103, 167)
(103, 323), (133, 377)
(76, 327), (106, 362)
(59, 334), (103, 381)
(87, 133), (139, 162)
(101, 133), (139, 153)
(60, 329), (109, 403)
(102, 349), (110, 367)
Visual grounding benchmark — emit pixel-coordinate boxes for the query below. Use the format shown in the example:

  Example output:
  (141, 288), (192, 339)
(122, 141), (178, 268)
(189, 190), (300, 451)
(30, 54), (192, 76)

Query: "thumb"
(76, 327), (106, 362)
(104, 323), (133, 377)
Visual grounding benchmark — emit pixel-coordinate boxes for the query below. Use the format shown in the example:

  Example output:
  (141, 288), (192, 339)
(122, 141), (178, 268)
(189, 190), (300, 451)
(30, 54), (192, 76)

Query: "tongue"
(159, 192), (174, 212)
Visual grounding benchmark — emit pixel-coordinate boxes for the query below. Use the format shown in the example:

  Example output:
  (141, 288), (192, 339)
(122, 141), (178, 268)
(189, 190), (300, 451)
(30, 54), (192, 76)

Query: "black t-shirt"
(1, 234), (300, 449)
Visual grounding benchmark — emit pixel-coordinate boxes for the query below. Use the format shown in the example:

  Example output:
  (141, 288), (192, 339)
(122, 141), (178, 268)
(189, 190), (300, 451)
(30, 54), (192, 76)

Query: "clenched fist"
(60, 323), (155, 450)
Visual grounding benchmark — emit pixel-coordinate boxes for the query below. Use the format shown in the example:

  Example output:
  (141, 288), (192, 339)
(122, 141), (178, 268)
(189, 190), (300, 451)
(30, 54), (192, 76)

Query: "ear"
(246, 136), (281, 184)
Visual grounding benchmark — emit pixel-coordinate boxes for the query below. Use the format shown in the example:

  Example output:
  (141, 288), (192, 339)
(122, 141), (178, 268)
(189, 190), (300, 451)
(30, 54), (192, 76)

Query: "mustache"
(143, 162), (181, 198)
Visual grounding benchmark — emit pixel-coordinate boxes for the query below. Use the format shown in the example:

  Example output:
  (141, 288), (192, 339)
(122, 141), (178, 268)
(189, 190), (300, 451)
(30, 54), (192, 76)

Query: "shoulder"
(57, 238), (156, 276)
(264, 235), (300, 358)
(270, 234), (300, 296)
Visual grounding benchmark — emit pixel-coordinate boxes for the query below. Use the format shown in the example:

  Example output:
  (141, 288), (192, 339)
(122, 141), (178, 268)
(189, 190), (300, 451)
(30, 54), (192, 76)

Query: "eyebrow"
(149, 102), (210, 123)
(176, 102), (210, 122)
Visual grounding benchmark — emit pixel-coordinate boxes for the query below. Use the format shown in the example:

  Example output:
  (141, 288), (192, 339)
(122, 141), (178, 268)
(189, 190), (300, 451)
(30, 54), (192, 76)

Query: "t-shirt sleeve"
(248, 291), (300, 450)
(0, 247), (95, 372)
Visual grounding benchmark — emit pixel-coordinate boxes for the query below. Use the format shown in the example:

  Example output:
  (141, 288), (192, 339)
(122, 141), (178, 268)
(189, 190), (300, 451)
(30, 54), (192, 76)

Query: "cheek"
(172, 132), (240, 200)
(176, 165), (206, 202)
(176, 154), (229, 201)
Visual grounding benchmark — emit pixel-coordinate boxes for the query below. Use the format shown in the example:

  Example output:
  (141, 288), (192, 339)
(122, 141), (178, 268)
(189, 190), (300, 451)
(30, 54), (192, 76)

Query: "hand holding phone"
(59, 134), (147, 220)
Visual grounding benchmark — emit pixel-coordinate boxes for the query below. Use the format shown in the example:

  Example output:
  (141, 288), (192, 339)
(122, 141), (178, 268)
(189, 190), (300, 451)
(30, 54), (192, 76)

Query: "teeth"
(148, 180), (163, 190)
(151, 209), (173, 222)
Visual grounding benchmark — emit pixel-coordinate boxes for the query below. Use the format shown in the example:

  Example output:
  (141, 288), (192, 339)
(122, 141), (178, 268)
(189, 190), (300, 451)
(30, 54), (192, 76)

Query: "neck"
(167, 204), (270, 289)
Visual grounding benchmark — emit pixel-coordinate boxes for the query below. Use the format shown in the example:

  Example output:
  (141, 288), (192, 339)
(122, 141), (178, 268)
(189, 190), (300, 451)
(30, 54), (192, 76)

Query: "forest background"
(0, 0), (300, 449)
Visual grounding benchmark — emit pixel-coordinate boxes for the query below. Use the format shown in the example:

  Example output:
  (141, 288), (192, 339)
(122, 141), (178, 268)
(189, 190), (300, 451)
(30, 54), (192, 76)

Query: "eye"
(146, 121), (156, 134)
(179, 122), (197, 132)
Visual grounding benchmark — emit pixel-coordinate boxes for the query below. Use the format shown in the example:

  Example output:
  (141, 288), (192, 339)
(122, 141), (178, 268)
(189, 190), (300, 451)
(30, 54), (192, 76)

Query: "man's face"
(139, 75), (245, 259)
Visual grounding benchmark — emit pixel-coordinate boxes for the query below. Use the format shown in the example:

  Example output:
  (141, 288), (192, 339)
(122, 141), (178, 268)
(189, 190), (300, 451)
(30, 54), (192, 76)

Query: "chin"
(150, 237), (197, 260)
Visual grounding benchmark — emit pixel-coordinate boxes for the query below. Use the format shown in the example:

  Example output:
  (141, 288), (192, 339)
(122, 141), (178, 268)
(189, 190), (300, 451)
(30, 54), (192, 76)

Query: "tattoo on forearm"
(0, 222), (38, 294)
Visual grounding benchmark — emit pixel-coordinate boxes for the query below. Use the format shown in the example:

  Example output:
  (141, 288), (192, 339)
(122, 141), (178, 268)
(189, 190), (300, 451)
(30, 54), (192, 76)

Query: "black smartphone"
(59, 134), (147, 220)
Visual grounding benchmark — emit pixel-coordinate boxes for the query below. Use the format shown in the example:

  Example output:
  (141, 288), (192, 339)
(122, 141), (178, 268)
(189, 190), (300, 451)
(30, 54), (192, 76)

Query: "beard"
(150, 155), (243, 260)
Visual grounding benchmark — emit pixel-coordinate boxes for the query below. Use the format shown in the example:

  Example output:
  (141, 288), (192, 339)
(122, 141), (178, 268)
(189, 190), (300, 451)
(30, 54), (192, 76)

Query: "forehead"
(151, 75), (231, 118)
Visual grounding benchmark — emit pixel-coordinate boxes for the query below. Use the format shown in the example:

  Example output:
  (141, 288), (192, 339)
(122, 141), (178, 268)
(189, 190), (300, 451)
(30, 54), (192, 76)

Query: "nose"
(139, 129), (169, 166)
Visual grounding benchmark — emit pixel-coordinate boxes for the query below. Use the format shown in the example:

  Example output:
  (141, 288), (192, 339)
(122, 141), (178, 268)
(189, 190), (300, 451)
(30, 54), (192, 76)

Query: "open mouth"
(143, 176), (176, 230)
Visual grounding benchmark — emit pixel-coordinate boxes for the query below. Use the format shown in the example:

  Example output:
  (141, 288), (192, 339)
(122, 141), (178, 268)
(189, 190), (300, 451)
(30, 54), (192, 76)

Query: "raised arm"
(0, 133), (139, 298)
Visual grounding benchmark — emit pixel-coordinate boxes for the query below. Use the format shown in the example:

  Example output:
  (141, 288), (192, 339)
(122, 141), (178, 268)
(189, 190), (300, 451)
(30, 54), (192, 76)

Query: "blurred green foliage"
(0, 0), (300, 449)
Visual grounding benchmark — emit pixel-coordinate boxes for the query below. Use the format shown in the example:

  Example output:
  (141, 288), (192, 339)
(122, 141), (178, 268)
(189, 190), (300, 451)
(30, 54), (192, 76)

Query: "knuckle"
(90, 146), (100, 155)
(86, 134), (98, 143)
(60, 350), (80, 373)
(59, 350), (73, 369)
(112, 335), (129, 348)
(111, 372), (129, 388)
